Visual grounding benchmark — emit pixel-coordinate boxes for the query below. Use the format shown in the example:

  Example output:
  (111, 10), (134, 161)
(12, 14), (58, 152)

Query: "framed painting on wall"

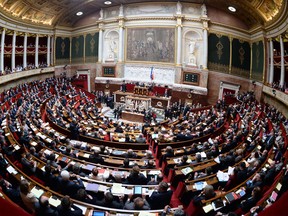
(126, 28), (175, 63)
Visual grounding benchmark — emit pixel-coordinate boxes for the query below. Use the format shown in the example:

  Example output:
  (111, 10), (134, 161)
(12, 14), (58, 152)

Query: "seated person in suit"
(160, 146), (174, 166)
(0, 179), (21, 204)
(74, 188), (95, 204)
(96, 191), (124, 209)
(147, 181), (173, 209)
(136, 134), (146, 143)
(123, 149), (138, 158)
(35, 195), (58, 216)
(57, 196), (82, 216)
(62, 145), (77, 158)
(19, 179), (39, 213)
(57, 170), (84, 198)
(193, 184), (216, 206)
(89, 167), (105, 181)
(124, 195), (150, 210)
(21, 152), (37, 176)
(142, 159), (156, 169)
(126, 165), (148, 185)
(239, 186), (262, 213)
(41, 163), (59, 191)
(176, 155), (190, 167)
(89, 150), (104, 164)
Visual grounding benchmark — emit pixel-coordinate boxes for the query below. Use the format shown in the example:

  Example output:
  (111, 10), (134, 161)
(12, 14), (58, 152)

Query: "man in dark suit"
(126, 165), (148, 185)
(147, 181), (173, 210)
(41, 163), (59, 191)
(96, 192), (124, 209)
(57, 196), (82, 216)
(88, 150), (104, 164)
(35, 195), (58, 216)
(57, 170), (84, 198)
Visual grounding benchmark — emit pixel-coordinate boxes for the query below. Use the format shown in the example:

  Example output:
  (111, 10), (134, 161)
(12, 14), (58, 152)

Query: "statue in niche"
(201, 4), (207, 17)
(187, 40), (197, 66)
(176, 1), (182, 14)
(119, 4), (124, 17)
(99, 9), (103, 20)
(108, 38), (117, 60)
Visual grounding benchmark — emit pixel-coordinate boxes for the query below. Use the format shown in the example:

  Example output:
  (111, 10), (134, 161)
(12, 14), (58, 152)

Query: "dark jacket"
(148, 190), (173, 210)
(57, 204), (82, 216)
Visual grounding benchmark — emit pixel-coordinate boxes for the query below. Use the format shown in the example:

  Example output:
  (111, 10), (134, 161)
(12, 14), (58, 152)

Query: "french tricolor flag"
(150, 67), (154, 81)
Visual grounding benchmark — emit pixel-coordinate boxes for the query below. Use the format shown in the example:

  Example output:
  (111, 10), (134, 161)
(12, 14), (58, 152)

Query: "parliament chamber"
(0, 1), (288, 216)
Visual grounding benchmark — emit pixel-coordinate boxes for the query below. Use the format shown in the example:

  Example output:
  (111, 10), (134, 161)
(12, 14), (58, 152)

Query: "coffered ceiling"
(0, 0), (284, 28)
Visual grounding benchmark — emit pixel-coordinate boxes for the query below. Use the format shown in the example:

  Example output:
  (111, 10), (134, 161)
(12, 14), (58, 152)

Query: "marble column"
(269, 39), (274, 84)
(23, 33), (27, 69)
(51, 36), (54, 66)
(203, 28), (208, 69)
(280, 35), (285, 87)
(176, 23), (182, 66)
(118, 25), (124, 62)
(11, 31), (16, 70)
(35, 34), (39, 67)
(47, 35), (51, 66)
(0, 28), (5, 72)
(98, 28), (103, 63)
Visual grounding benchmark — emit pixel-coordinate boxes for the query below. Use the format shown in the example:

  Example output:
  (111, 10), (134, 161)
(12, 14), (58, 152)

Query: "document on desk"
(203, 204), (213, 213)
(194, 181), (207, 191)
(7, 166), (18, 175)
(214, 157), (220, 164)
(217, 170), (229, 182)
(111, 183), (125, 195)
(31, 186), (44, 199)
(85, 183), (100, 192)
(48, 196), (61, 207)
(228, 166), (235, 175)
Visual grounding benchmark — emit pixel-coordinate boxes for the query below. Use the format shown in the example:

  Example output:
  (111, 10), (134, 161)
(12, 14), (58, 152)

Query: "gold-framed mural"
(126, 28), (175, 63)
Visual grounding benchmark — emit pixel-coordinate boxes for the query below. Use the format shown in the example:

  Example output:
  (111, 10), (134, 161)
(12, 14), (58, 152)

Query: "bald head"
(39, 195), (49, 207)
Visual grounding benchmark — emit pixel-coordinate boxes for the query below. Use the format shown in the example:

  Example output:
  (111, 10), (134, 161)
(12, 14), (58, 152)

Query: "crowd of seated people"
(46, 88), (220, 144)
(0, 78), (287, 216)
(0, 62), (48, 76)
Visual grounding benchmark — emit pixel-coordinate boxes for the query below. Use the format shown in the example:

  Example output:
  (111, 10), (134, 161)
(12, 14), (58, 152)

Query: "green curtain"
(231, 39), (251, 78)
(85, 32), (99, 63)
(71, 35), (84, 64)
(55, 37), (70, 65)
(208, 33), (230, 73)
(251, 40), (264, 81)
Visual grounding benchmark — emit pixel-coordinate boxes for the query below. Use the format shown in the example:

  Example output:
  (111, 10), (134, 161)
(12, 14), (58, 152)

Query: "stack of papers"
(48, 196), (61, 207)
(217, 170), (229, 182)
(111, 183), (125, 195)
(203, 204), (213, 213)
(7, 166), (18, 175)
(85, 183), (99, 192)
(181, 167), (193, 175)
(31, 186), (44, 198)
(228, 166), (235, 175)
(194, 181), (207, 191)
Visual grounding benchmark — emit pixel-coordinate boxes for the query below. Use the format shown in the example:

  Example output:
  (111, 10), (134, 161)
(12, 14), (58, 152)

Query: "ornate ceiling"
(0, 0), (284, 28)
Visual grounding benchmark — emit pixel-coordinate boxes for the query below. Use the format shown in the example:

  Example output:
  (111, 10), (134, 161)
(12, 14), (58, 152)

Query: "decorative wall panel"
(126, 28), (175, 63)
(208, 33), (230, 73)
(55, 37), (70, 65)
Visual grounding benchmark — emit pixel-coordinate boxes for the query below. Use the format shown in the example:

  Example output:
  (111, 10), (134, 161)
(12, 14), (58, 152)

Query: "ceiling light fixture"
(76, 11), (83, 16)
(104, 1), (112, 5)
(228, 6), (236, 12)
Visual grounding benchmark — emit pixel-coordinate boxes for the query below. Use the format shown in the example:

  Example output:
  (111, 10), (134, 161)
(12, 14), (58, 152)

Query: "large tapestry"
(85, 33), (99, 63)
(208, 33), (230, 73)
(126, 28), (175, 63)
(71, 35), (84, 64)
(55, 37), (70, 65)
(251, 40), (264, 82)
(231, 39), (251, 79)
